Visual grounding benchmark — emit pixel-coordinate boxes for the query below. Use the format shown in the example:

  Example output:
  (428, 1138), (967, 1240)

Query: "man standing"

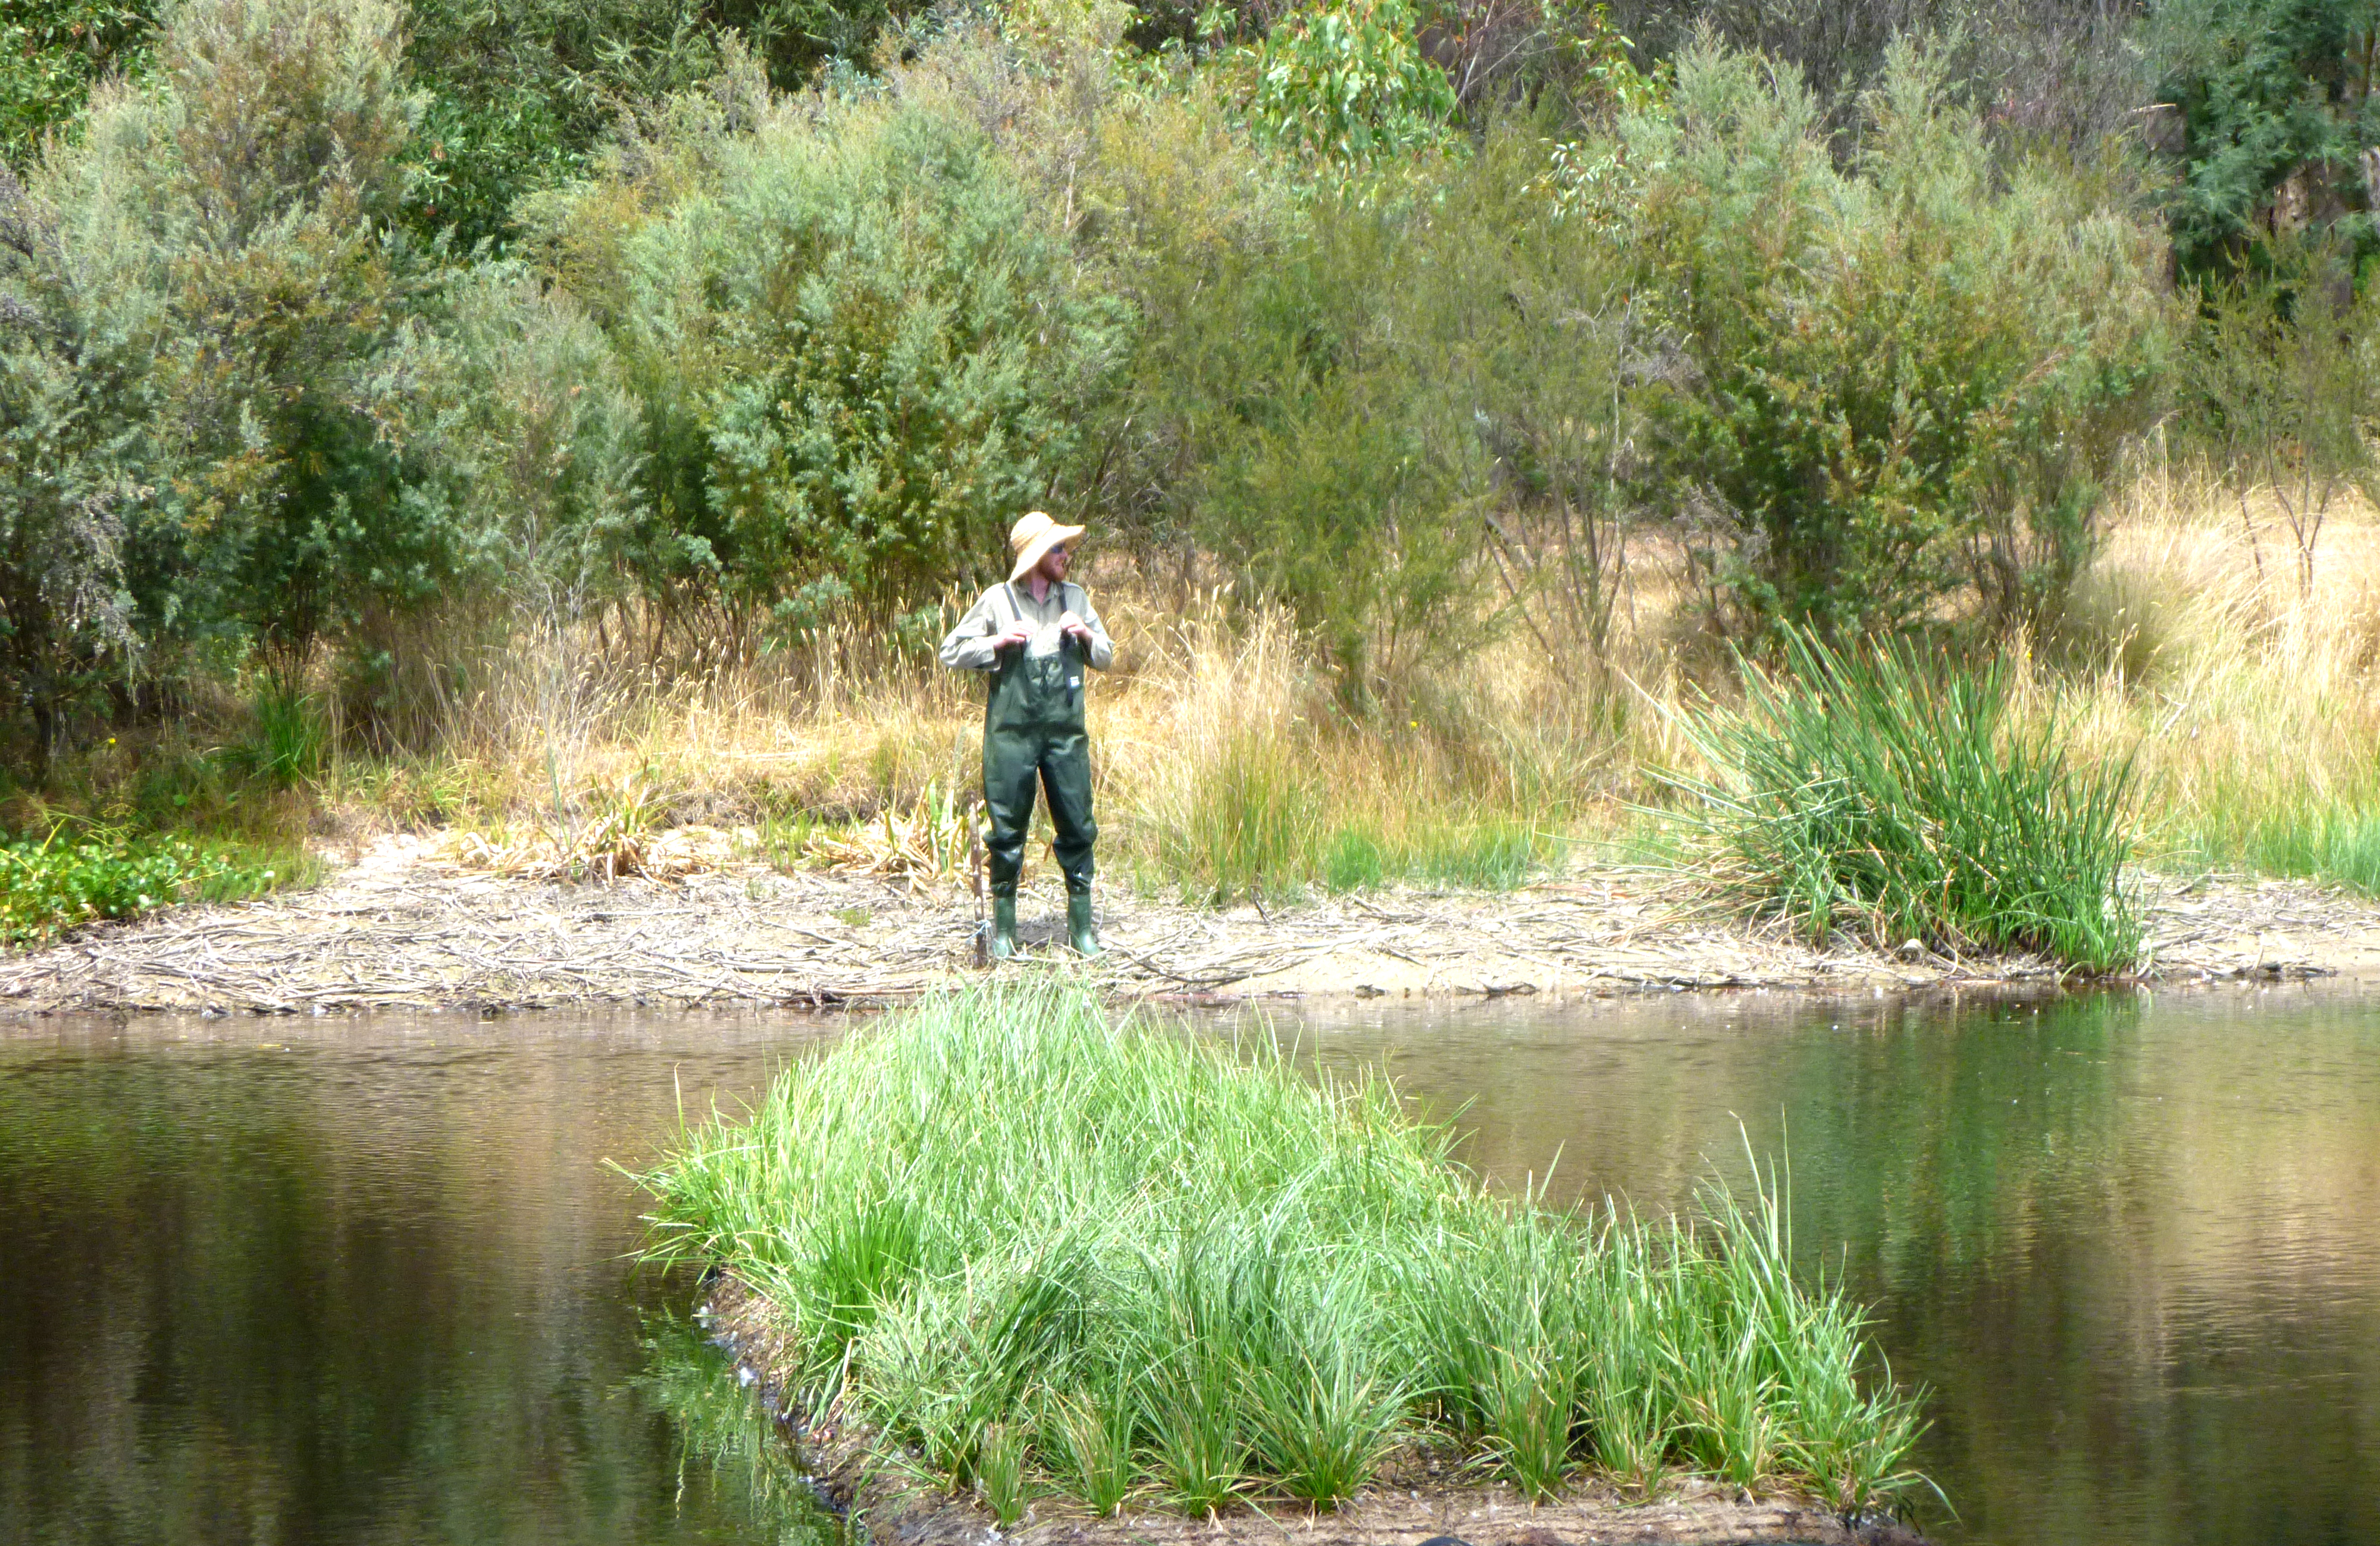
(938, 511), (1113, 958)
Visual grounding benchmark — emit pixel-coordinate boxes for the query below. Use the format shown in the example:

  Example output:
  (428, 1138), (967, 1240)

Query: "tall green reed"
(1659, 625), (2139, 972)
(1158, 730), (1321, 905)
(2213, 803), (2380, 897)
(1045, 1381), (1135, 1516)
(978, 1423), (1031, 1526)
(638, 982), (1927, 1516)
(1236, 1274), (1410, 1507)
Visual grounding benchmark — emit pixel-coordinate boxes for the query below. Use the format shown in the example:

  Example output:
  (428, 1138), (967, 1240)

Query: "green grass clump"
(1408, 819), (1551, 891)
(221, 681), (329, 789)
(1156, 730), (1321, 905)
(640, 983), (1926, 1516)
(0, 826), (312, 946)
(1662, 626), (2139, 972)
(2190, 802), (2380, 897)
(1318, 820), (1551, 894)
(1153, 731), (1554, 903)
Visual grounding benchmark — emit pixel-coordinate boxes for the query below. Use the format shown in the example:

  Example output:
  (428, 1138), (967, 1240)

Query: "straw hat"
(1007, 510), (1085, 582)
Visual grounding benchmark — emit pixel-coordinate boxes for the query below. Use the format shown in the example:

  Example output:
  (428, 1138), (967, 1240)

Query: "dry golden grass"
(331, 573), (1624, 893)
(310, 467), (2380, 894)
(2015, 470), (2380, 870)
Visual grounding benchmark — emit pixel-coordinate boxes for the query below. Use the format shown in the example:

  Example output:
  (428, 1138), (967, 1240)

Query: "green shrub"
(530, 39), (1123, 632)
(2147, 0), (2380, 274)
(640, 982), (1928, 1514)
(1413, 122), (1637, 668)
(428, 266), (650, 597)
(9, 0), (660, 759)
(27, 0), (473, 686)
(0, 169), (139, 772)
(1624, 36), (2172, 639)
(1197, 358), (1479, 694)
(1319, 815), (1557, 894)
(397, 0), (725, 252)
(1662, 624), (2140, 971)
(0, 0), (158, 164)
(1113, 119), (1633, 704)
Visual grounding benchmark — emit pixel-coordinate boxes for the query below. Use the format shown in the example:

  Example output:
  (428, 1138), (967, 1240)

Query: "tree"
(2149, 0), (2380, 273)
(530, 36), (1123, 647)
(0, 167), (136, 770)
(2190, 234), (2380, 592)
(1625, 37), (2173, 639)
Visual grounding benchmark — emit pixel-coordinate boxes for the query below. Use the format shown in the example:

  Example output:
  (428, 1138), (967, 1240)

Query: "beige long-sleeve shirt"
(938, 580), (1115, 672)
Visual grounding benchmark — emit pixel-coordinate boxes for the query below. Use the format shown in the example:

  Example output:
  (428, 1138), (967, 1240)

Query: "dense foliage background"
(1, 0), (2376, 775)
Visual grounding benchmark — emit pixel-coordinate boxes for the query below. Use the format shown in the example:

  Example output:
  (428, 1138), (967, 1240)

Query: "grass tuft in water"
(977, 1422), (1030, 1525)
(1046, 1383), (1135, 1516)
(639, 982), (1926, 1516)
(1659, 625), (2139, 972)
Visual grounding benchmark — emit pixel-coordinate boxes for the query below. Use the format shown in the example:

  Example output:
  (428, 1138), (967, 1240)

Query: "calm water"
(0, 1012), (844, 1546)
(2, 987), (2376, 1545)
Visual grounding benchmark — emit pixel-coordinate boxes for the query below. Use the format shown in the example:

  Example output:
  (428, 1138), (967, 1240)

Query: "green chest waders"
(982, 586), (1098, 912)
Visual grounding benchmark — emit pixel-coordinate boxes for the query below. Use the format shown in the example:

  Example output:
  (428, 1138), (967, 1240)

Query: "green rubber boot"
(1067, 893), (1101, 957)
(991, 895), (1020, 960)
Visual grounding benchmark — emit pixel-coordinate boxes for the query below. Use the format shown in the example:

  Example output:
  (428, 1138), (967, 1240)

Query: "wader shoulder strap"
(985, 585), (1017, 695)
(1001, 581), (1059, 650)
(999, 581), (1077, 663)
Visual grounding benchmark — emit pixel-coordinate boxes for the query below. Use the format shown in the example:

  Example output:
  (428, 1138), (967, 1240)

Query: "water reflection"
(4, 987), (2375, 1546)
(1217, 985), (2380, 1546)
(0, 1013), (837, 1546)
(635, 1316), (842, 1546)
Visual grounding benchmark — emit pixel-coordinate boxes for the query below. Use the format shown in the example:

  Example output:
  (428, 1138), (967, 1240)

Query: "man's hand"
(1059, 610), (1092, 646)
(995, 622), (1034, 651)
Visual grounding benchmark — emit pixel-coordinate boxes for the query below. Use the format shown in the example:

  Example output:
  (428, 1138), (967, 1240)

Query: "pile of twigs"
(0, 838), (2350, 1016)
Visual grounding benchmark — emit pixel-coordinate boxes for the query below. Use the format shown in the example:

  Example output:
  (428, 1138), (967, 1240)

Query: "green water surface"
(1, 985), (2373, 1546)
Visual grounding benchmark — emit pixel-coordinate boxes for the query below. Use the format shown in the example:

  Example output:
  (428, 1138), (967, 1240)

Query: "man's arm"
(938, 589), (1007, 672)
(1069, 586), (1115, 671)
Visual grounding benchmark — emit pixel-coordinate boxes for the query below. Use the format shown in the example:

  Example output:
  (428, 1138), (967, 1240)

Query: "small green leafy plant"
(0, 828), (295, 945)
(1239, 0), (1457, 162)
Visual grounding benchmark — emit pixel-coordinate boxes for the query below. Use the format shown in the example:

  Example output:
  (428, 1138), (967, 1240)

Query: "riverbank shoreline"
(2, 830), (2372, 1016)
(698, 1278), (1933, 1546)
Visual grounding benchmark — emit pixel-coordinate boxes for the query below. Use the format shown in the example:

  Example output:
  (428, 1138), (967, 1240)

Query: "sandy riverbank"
(2, 830), (2373, 1015)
